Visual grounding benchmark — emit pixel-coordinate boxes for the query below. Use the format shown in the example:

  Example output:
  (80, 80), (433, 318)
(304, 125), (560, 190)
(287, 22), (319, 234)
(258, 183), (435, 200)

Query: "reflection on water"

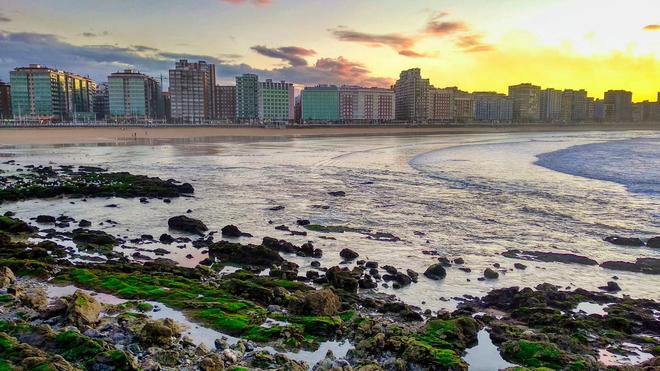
(3, 130), (660, 314)
(464, 329), (517, 370)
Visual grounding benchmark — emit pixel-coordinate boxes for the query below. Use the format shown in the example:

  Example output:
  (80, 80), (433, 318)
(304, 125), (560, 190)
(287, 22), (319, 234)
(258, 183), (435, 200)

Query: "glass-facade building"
(108, 70), (161, 120)
(10, 64), (95, 122)
(473, 92), (513, 123)
(301, 86), (340, 122)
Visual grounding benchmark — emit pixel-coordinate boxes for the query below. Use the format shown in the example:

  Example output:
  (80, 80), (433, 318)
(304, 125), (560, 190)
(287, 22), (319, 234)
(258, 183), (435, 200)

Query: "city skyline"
(0, 0), (658, 101)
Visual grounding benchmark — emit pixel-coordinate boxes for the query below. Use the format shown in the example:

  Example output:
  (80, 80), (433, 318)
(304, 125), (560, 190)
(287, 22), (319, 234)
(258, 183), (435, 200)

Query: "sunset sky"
(0, 0), (658, 101)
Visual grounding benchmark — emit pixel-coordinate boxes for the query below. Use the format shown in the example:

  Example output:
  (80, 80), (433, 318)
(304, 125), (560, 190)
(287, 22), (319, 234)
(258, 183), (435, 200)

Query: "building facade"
(169, 60), (216, 123)
(214, 85), (236, 121)
(508, 83), (541, 122)
(338, 86), (395, 122)
(604, 90), (633, 122)
(236, 74), (259, 121)
(258, 79), (294, 123)
(473, 92), (512, 123)
(0, 81), (11, 120)
(301, 85), (340, 122)
(540, 88), (562, 122)
(10, 64), (96, 122)
(428, 88), (453, 122)
(108, 70), (161, 121)
(393, 68), (430, 122)
(93, 83), (109, 121)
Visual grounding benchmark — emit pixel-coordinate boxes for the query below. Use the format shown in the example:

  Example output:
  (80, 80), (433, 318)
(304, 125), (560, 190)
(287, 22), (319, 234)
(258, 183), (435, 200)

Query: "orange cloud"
(643, 24), (660, 31)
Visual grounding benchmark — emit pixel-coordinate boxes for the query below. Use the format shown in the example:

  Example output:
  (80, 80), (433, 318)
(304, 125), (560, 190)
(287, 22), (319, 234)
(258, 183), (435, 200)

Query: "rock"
(221, 225), (252, 238)
(269, 205), (285, 211)
(340, 248), (359, 260)
(383, 265), (398, 275)
(0, 266), (16, 288)
(502, 249), (598, 265)
(35, 215), (56, 224)
(484, 268), (499, 279)
(514, 263), (527, 270)
(423, 264), (447, 280)
(328, 191), (346, 197)
(647, 236), (660, 248)
(600, 258), (660, 275)
(20, 287), (49, 310)
(215, 338), (228, 350)
(297, 219), (311, 226)
(599, 281), (621, 292)
(72, 228), (116, 247)
(66, 290), (102, 327)
(406, 269), (419, 283)
(168, 215), (208, 236)
(289, 288), (341, 316)
(78, 219), (91, 227)
(223, 348), (238, 363)
(159, 233), (175, 244)
(604, 235), (644, 247)
(454, 257), (465, 265)
(0, 215), (34, 233)
(199, 354), (225, 371)
(209, 240), (284, 267)
(152, 349), (180, 367)
(392, 272), (412, 287)
(140, 318), (181, 347)
(326, 266), (359, 292)
(365, 261), (378, 269)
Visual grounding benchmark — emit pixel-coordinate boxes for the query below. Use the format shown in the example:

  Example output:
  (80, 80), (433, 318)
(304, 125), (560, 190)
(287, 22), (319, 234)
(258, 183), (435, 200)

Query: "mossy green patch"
(502, 340), (564, 369)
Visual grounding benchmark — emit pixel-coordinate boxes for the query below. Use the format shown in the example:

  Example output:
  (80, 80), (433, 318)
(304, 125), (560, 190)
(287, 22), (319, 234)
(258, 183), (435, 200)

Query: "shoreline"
(1, 123), (658, 145)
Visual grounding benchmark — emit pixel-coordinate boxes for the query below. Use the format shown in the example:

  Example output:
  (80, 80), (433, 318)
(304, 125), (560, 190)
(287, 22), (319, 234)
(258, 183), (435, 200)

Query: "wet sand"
(0, 123), (658, 145)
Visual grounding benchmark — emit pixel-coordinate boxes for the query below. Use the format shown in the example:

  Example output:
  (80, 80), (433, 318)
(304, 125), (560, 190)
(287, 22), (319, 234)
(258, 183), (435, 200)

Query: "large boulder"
(168, 215), (208, 236)
(20, 288), (49, 311)
(484, 268), (499, 279)
(326, 266), (360, 292)
(423, 264), (447, 280)
(66, 290), (102, 327)
(0, 215), (34, 233)
(139, 318), (181, 347)
(72, 228), (116, 247)
(340, 248), (359, 261)
(209, 241), (284, 267)
(288, 288), (341, 316)
(647, 236), (660, 248)
(221, 225), (252, 238)
(0, 266), (16, 289)
(35, 215), (56, 224)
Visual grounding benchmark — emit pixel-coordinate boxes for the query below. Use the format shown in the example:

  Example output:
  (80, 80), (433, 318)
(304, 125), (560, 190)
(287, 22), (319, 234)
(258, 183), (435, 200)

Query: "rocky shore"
(0, 162), (658, 370)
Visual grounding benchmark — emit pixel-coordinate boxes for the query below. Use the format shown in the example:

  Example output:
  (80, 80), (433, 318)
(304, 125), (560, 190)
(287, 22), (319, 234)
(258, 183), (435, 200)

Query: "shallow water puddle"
(464, 329), (517, 371)
(572, 302), (611, 316)
(598, 343), (654, 366)
(47, 284), (127, 305)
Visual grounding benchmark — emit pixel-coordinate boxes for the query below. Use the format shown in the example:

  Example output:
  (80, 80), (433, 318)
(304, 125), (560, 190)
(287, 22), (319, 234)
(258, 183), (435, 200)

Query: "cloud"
(455, 34), (494, 52)
(251, 45), (316, 66)
(0, 13), (10, 22)
(0, 31), (390, 88)
(221, 0), (271, 6)
(330, 11), (493, 58)
(330, 28), (416, 50)
(643, 24), (660, 31)
(81, 31), (109, 38)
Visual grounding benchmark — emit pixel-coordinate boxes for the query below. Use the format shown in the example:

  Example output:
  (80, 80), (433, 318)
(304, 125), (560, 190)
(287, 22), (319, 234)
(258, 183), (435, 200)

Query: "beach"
(0, 123), (658, 145)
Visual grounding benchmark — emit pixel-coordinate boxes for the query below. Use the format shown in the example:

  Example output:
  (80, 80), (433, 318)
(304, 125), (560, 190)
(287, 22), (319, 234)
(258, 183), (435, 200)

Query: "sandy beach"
(0, 123), (658, 145)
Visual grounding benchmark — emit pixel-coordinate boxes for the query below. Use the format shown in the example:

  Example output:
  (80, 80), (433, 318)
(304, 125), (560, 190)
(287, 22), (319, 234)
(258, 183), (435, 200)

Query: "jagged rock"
(406, 269), (419, 283)
(78, 219), (91, 227)
(159, 233), (175, 244)
(20, 288), (49, 311)
(209, 240), (284, 267)
(326, 266), (360, 292)
(72, 228), (116, 247)
(423, 264), (447, 280)
(199, 354), (225, 371)
(0, 215), (34, 233)
(35, 215), (56, 224)
(647, 236), (660, 248)
(382, 265), (398, 275)
(140, 319), (181, 347)
(0, 266), (16, 288)
(168, 215), (208, 236)
(340, 248), (359, 260)
(599, 281), (621, 292)
(289, 288), (341, 316)
(66, 290), (102, 327)
(600, 258), (660, 275)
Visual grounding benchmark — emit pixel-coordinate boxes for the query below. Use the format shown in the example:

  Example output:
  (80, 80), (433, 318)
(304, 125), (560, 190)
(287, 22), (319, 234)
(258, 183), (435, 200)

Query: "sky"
(0, 0), (658, 101)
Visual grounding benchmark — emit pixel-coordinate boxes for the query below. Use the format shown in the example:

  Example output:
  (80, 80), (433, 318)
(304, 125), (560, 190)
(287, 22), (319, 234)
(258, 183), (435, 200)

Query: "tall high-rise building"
(540, 88), (562, 122)
(393, 68), (430, 122)
(10, 64), (96, 122)
(508, 83), (541, 122)
(301, 85), (340, 122)
(0, 81), (11, 120)
(214, 85), (236, 121)
(108, 70), (161, 120)
(258, 79), (294, 122)
(568, 89), (588, 122)
(94, 83), (109, 121)
(236, 74), (259, 121)
(161, 92), (171, 122)
(604, 90), (633, 122)
(473, 92), (512, 123)
(450, 88), (475, 122)
(339, 86), (395, 122)
(169, 60), (216, 123)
